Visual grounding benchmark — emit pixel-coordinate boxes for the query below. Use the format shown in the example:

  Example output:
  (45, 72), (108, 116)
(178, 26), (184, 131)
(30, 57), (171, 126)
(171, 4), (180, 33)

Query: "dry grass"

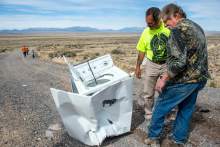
(0, 33), (219, 87)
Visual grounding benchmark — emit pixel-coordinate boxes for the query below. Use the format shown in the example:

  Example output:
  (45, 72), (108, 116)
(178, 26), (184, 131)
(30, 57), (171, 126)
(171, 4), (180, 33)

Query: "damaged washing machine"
(50, 54), (133, 146)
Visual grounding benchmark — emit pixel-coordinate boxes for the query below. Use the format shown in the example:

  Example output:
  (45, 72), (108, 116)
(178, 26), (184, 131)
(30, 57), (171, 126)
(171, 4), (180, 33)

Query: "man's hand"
(135, 51), (145, 79)
(135, 66), (141, 79)
(155, 73), (170, 93)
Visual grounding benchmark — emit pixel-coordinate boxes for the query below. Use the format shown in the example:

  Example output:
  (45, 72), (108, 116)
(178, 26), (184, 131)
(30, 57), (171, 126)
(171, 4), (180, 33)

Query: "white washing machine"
(51, 54), (133, 146)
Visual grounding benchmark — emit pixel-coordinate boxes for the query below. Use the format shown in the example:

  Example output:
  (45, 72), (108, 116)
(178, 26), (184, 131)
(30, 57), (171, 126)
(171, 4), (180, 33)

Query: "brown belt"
(153, 60), (166, 64)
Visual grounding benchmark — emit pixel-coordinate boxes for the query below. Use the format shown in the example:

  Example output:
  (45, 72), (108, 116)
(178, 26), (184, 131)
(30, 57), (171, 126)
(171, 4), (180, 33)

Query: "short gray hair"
(162, 3), (186, 21)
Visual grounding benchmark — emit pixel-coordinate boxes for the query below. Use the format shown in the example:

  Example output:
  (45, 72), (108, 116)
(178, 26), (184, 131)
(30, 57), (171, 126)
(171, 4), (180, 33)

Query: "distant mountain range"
(0, 26), (145, 34)
(0, 26), (219, 35)
(205, 31), (220, 36)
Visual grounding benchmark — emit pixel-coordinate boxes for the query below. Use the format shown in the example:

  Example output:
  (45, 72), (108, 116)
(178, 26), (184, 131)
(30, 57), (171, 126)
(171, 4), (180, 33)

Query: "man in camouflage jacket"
(145, 3), (210, 146)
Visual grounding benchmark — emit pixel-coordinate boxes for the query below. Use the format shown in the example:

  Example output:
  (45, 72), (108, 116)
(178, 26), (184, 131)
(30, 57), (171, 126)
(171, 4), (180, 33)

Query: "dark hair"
(162, 3), (186, 20)
(146, 7), (161, 23)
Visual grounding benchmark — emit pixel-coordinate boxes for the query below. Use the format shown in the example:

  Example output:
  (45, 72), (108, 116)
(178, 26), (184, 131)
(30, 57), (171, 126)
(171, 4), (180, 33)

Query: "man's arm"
(135, 29), (147, 79)
(155, 28), (188, 92)
(135, 51), (145, 79)
(166, 28), (188, 78)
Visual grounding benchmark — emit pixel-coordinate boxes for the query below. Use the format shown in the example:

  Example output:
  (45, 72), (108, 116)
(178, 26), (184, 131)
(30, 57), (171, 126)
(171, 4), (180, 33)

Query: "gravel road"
(0, 51), (219, 147)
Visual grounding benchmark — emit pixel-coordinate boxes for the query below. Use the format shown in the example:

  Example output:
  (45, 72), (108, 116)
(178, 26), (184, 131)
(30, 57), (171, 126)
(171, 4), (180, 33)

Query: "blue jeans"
(148, 81), (206, 144)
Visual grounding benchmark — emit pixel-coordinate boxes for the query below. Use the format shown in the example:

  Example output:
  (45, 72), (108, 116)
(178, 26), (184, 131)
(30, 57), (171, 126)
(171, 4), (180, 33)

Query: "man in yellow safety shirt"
(135, 7), (170, 120)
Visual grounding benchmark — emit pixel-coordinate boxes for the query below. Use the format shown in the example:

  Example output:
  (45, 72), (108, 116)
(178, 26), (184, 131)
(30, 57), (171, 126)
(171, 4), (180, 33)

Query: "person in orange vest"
(26, 46), (29, 55)
(21, 45), (27, 57)
(21, 45), (29, 57)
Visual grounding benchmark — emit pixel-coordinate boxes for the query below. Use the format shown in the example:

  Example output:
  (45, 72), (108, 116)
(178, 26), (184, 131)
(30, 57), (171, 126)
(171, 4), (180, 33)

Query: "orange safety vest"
(21, 47), (29, 52)
(21, 47), (26, 53)
(25, 47), (29, 52)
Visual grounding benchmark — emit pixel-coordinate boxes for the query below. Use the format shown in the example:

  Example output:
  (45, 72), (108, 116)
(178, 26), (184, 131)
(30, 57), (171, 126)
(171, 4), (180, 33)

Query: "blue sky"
(0, 0), (220, 31)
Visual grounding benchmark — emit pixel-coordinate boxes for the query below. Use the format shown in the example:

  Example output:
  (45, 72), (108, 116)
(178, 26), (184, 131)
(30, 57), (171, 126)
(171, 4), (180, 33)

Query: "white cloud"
(0, 0), (141, 12)
(180, 0), (220, 18)
(0, 14), (143, 30)
(0, 0), (219, 30)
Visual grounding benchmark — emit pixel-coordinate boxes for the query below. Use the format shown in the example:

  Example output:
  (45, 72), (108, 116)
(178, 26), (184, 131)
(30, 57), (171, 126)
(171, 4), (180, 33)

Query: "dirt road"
(0, 51), (219, 147)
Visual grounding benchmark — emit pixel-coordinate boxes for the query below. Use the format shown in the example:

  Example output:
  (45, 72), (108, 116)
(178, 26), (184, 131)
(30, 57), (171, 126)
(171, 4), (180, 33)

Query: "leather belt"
(153, 60), (166, 64)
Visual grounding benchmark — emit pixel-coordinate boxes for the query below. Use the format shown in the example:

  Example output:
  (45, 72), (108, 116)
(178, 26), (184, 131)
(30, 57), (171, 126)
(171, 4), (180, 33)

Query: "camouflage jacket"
(167, 18), (210, 83)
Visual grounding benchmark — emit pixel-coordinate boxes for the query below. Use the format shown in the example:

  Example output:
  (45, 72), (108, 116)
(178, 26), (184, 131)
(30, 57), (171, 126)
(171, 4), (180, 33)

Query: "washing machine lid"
(74, 54), (114, 81)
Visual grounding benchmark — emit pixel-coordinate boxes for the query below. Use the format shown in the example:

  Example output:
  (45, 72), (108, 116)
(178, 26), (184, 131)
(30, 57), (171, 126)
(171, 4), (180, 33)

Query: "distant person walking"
(135, 7), (170, 120)
(26, 47), (29, 55)
(145, 3), (210, 146)
(21, 45), (28, 57)
(32, 50), (35, 59)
